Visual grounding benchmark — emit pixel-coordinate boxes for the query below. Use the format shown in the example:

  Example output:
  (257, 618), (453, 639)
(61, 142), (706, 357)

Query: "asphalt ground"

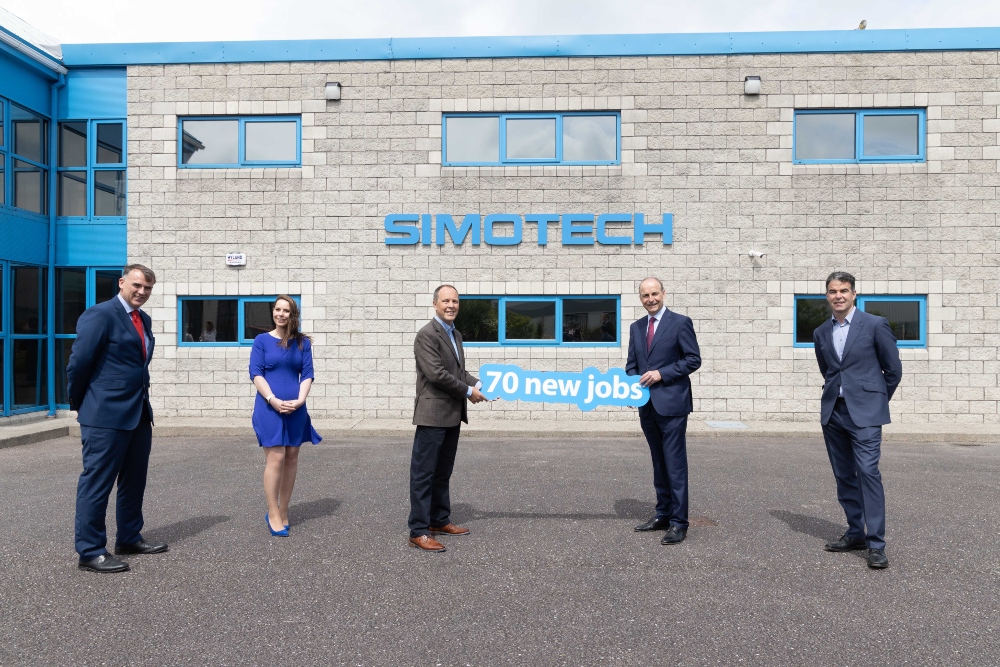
(0, 433), (997, 667)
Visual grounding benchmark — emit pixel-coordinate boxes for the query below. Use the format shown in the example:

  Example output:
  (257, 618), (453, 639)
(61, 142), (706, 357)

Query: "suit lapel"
(433, 319), (460, 363)
(114, 298), (144, 353)
(822, 320), (841, 369)
(840, 309), (864, 361)
(647, 309), (671, 354)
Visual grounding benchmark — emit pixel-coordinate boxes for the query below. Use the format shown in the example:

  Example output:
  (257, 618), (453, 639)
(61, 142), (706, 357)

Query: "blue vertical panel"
(0, 49), (52, 114)
(0, 213), (48, 264)
(58, 69), (127, 120)
(55, 222), (127, 266)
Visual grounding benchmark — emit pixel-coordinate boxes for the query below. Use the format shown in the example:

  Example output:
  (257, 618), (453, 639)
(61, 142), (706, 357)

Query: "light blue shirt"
(647, 307), (665, 335)
(118, 293), (151, 355)
(435, 316), (481, 397)
(831, 306), (856, 396)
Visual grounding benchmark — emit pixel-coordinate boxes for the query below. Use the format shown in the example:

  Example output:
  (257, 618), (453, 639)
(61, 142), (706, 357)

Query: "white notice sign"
(226, 253), (247, 266)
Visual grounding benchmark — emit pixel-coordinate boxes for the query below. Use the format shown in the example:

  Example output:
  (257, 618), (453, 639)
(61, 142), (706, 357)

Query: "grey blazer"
(413, 319), (480, 427)
(813, 309), (903, 427)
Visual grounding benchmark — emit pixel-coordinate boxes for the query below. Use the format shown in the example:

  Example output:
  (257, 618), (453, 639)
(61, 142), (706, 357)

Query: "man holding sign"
(626, 277), (702, 545)
(408, 285), (488, 553)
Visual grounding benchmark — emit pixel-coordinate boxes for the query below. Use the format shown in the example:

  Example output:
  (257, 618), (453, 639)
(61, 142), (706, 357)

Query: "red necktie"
(646, 316), (656, 350)
(130, 310), (147, 360)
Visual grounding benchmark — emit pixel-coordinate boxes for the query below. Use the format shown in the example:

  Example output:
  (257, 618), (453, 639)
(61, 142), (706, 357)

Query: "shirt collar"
(117, 293), (136, 314)
(832, 306), (856, 326)
(648, 307), (665, 322)
(434, 315), (455, 333)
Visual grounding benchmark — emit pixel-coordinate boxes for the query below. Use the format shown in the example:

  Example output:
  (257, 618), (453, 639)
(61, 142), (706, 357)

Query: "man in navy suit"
(67, 264), (167, 573)
(626, 277), (702, 545)
(813, 271), (903, 569)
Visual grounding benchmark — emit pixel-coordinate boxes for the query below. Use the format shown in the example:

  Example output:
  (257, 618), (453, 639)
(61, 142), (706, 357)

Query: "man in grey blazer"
(813, 272), (903, 569)
(408, 285), (487, 552)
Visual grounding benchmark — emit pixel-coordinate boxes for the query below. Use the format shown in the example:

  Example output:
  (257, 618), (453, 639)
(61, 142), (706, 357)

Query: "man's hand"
(639, 369), (662, 387)
(469, 388), (487, 404)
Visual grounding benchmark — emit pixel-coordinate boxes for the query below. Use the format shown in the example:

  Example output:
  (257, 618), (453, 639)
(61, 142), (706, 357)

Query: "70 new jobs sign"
(480, 364), (649, 411)
(384, 213), (673, 246)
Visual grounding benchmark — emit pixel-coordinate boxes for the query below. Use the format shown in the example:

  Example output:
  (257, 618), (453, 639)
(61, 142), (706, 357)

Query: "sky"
(3, 0), (1000, 45)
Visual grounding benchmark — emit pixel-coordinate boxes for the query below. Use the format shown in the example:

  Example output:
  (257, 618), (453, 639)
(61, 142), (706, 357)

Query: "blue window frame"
(57, 120), (127, 219)
(793, 109), (925, 164)
(442, 112), (621, 166)
(178, 296), (301, 346)
(0, 97), (50, 217)
(456, 295), (620, 347)
(1, 263), (49, 416)
(178, 116), (302, 168)
(794, 295), (927, 348)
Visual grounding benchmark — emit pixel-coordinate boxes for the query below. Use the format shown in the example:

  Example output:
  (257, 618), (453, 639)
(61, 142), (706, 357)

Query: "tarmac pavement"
(0, 433), (997, 666)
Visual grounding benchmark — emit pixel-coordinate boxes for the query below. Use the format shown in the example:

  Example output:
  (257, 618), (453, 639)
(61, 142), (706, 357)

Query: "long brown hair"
(273, 295), (311, 349)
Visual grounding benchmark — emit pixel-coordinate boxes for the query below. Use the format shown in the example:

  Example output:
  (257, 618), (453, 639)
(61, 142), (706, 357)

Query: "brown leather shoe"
(429, 523), (470, 536)
(409, 535), (446, 552)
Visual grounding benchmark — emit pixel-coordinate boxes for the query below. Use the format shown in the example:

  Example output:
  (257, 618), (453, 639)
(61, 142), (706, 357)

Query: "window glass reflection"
(244, 301), (276, 340)
(11, 105), (47, 164)
(57, 268), (87, 334)
(795, 113), (855, 160)
(445, 117), (499, 163)
(181, 120), (239, 165)
(181, 299), (239, 342)
(506, 300), (556, 340)
(563, 298), (617, 342)
(95, 270), (120, 304)
(96, 123), (124, 164)
(13, 160), (46, 214)
(94, 170), (126, 216)
(0, 164), (4, 206)
(13, 339), (47, 409)
(505, 118), (556, 160)
(563, 116), (617, 161)
(0, 104), (4, 147)
(795, 298), (832, 344)
(58, 172), (87, 216)
(454, 299), (499, 343)
(59, 122), (88, 167)
(863, 115), (918, 157)
(13, 266), (46, 334)
(56, 338), (72, 405)
(245, 121), (297, 162)
(863, 300), (921, 341)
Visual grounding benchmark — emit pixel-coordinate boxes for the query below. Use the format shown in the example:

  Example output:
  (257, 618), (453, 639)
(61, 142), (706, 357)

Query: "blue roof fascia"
(61, 27), (1000, 67)
(0, 25), (62, 78)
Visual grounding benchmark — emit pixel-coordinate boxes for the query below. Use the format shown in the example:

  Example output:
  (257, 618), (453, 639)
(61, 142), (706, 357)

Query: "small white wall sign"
(226, 252), (247, 266)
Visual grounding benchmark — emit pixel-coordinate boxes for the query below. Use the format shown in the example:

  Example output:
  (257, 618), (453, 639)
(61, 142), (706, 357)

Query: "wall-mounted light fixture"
(325, 82), (342, 101)
(744, 76), (761, 96)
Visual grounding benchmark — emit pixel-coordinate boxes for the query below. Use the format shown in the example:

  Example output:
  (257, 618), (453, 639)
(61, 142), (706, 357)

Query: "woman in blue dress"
(249, 295), (322, 536)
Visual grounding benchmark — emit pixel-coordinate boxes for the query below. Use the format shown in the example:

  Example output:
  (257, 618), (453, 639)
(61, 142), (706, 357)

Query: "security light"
(325, 82), (342, 101)
(744, 76), (761, 96)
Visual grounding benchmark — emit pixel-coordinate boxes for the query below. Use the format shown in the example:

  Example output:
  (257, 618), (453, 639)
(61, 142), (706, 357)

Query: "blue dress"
(249, 333), (322, 447)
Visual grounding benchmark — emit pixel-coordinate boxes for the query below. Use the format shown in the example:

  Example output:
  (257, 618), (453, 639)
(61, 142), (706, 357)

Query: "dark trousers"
(822, 398), (886, 550)
(638, 409), (689, 529)
(75, 408), (153, 560)
(408, 424), (461, 538)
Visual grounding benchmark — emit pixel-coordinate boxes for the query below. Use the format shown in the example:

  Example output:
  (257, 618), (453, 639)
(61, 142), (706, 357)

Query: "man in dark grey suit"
(813, 271), (903, 569)
(408, 285), (487, 553)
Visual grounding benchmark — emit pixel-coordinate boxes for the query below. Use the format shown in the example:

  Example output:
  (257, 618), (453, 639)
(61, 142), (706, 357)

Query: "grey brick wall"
(126, 49), (1000, 424)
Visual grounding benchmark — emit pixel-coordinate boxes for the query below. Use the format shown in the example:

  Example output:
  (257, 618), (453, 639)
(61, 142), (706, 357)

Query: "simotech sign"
(383, 213), (672, 246)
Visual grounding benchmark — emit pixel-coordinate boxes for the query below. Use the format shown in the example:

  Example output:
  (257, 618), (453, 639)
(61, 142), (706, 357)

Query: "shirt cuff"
(467, 381), (482, 397)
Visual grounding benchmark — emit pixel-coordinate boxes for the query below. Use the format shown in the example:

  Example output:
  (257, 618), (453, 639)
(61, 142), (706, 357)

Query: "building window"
(57, 120), (126, 218)
(178, 117), (301, 168)
(442, 113), (620, 166)
(455, 296), (620, 346)
(1, 264), (48, 415)
(793, 109), (925, 164)
(0, 100), (50, 216)
(179, 296), (300, 346)
(53, 267), (121, 405)
(794, 295), (927, 348)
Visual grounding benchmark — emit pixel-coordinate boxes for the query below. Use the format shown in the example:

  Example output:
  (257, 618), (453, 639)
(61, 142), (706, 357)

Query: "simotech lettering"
(383, 213), (673, 246)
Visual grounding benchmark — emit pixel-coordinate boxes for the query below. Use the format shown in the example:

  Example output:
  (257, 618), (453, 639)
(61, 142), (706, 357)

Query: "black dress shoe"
(78, 554), (130, 573)
(660, 526), (687, 545)
(634, 517), (670, 532)
(866, 548), (889, 569)
(824, 535), (867, 552)
(115, 540), (169, 555)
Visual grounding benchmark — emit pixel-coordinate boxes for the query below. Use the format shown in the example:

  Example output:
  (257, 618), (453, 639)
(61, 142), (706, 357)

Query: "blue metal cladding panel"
(0, 212), (48, 264)
(61, 28), (1000, 66)
(0, 49), (51, 114)
(58, 69), (127, 120)
(55, 222), (127, 266)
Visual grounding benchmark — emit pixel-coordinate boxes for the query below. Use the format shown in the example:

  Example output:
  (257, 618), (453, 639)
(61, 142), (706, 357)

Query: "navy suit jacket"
(625, 308), (702, 417)
(66, 297), (155, 430)
(813, 309), (903, 427)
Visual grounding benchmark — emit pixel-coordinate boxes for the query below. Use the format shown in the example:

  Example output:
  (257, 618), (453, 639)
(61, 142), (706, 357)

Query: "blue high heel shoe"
(265, 512), (289, 537)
